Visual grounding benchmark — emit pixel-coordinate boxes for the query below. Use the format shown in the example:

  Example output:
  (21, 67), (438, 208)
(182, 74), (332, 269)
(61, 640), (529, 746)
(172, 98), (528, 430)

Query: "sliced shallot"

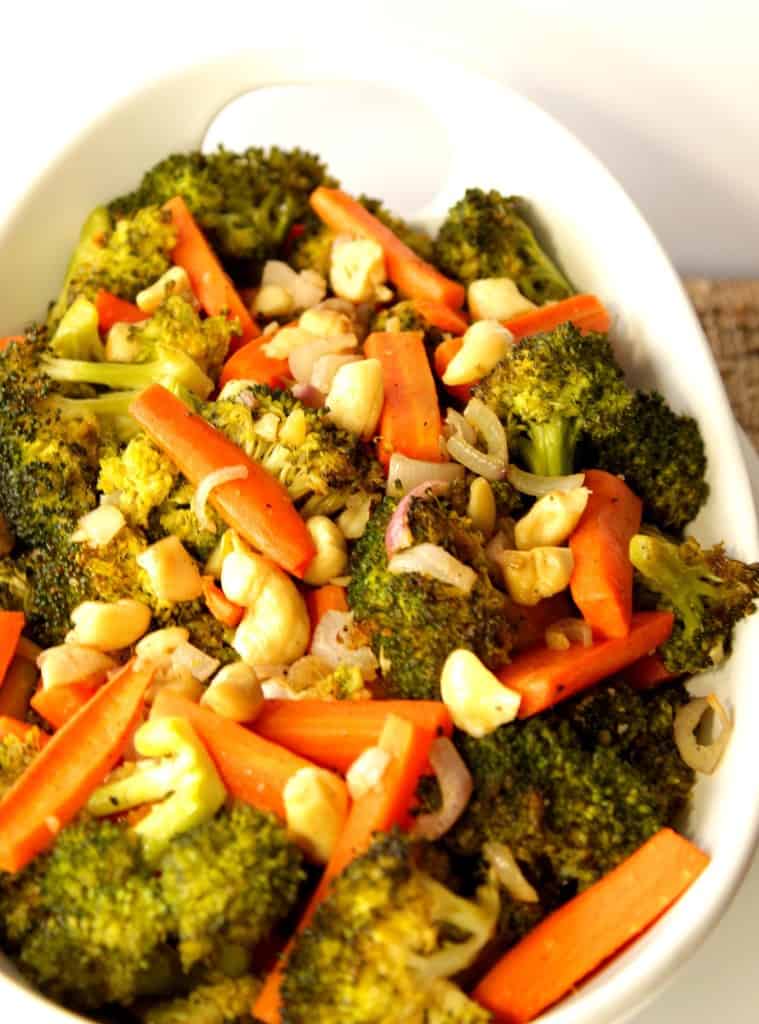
(388, 543), (477, 594)
(386, 453), (465, 497)
(412, 737), (473, 840)
(674, 694), (732, 775)
(311, 609), (378, 679)
(483, 841), (540, 902)
(385, 481), (451, 557)
(192, 465), (248, 533)
(507, 465), (586, 497)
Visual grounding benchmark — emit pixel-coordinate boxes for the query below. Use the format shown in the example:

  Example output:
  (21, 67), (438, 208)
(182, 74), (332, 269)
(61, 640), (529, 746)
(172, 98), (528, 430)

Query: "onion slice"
(483, 842), (540, 902)
(545, 618), (593, 651)
(388, 543), (477, 594)
(386, 453), (465, 497)
(311, 609), (379, 679)
(412, 737), (473, 840)
(385, 481), (451, 557)
(507, 465), (586, 497)
(192, 465), (248, 533)
(288, 334), (356, 384)
(674, 694), (732, 774)
(445, 408), (476, 445)
(446, 398), (508, 481)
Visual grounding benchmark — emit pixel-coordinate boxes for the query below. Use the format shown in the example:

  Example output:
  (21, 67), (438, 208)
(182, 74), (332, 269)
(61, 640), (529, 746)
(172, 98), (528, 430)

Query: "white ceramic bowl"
(1, 47), (758, 1024)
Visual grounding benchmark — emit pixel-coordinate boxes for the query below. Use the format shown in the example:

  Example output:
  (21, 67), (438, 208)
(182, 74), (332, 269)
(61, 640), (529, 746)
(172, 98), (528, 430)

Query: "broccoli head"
(141, 972), (261, 1024)
(589, 390), (709, 533)
(433, 188), (573, 303)
(0, 730), (42, 799)
(281, 832), (496, 1024)
(123, 295), (237, 379)
(347, 493), (513, 700)
(475, 322), (634, 476)
(109, 146), (336, 278)
(99, 433), (179, 528)
(630, 532), (759, 675)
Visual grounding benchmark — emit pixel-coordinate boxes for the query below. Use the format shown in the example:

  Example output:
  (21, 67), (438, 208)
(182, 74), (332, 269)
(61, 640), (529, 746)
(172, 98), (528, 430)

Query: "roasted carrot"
(0, 717), (48, 746)
(473, 827), (709, 1023)
(508, 593), (574, 653)
(253, 699), (453, 773)
(310, 187), (466, 310)
(364, 331), (443, 466)
(130, 385), (315, 577)
(497, 611), (675, 717)
(218, 336), (291, 389)
(150, 691), (344, 820)
(202, 576), (244, 628)
(0, 656), (39, 720)
(0, 335), (25, 353)
(433, 336), (472, 404)
(305, 584), (348, 636)
(570, 470), (642, 639)
(0, 611), (25, 689)
(504, 293), (611, 341)
(163, 195), (259, 351)
(31, 682), (100, 730)
(0, 660), (153, 872)
(412, 299), (470, 335)
(622, 653), (677, 690)
(94, 289), (149, 332)
(254, 713), (431, 1023)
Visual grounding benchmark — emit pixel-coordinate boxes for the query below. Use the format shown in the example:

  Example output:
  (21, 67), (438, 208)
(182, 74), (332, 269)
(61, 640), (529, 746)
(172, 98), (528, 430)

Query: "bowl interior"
(0, 47), (757, 1024)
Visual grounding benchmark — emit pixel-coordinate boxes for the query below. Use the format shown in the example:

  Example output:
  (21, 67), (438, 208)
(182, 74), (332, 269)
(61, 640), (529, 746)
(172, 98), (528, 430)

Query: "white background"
(1, 3), (757, 1021)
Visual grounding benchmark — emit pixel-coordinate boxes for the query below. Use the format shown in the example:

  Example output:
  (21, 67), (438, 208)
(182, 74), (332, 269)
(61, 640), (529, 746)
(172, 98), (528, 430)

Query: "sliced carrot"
(130, 385), (315, 577)
(508, 593), (574, 654)
(505, 293), (611, 341)
(473, 827), (709, 1024)
(0, 660), (153, 872)
(254, 713), (431, 1023)
(570, 470), (643, 639)
(202, 575), (244, 628)
(218, 336), (291, 389)
(310, 187), (466, 310)
(253, 699), (453, 774)
(364, 331), (443, 466)
(0, 612), (25, 689)
(0, 717), (48, 747)
(150, 691), (344, 820)
(163, 195), (258, 351)
(0, 656), (39, 720)
(94, 289), (149, 332)
(305, 584), (348, 636)
(622, 653), (678, 690)
(412, 299), (470, 335)
(497, 611), (674, 717)
(0, 336), (25, 353)
(433, 336), (472, 404)
(31, 681), (101, 730)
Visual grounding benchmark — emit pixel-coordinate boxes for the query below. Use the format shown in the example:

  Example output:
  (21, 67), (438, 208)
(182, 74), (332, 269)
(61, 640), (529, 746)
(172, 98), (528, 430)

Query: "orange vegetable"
(473, 827), (709, 1023)
(505, 293), (611, 341)
(218, 336), (291, 389)
(0, 611), (25, 689)
(253, 699), (453, 774)
(130, 385), (316, 578)
(163, 195), (259, 351)
(0, 335), (25, 353)
(497, 611), (675, 717)
(0, 660), (153, 873)
(433, 336), (472, 404)
(569, 470), (643, 639)
(0, 656), (39, 720)
(94, 289), (149, 332)
(254, 713), (431, 1023)
(622, 653), (677, 690)
(310, 187), (466, 310)
(0, 717), (48, 746)
(508, 593), (574, 653)
(364, 331), (443, 466)
(31, 681), (101, 730)
(412, 299), (470, 335)
(202, 575), (244, 628)
(150, 691), (338, 820)
(305, 584), (348, 636)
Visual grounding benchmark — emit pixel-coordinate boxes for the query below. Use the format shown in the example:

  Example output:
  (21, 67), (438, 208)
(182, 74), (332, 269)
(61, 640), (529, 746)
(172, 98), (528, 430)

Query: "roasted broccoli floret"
(49, 295), (105, 360)
(348, 494), (512, 700)
(99, 433), (179, 528)
(141, 973), (261, 1024)
(475, 322), (633, 476)
(434, 188), (573, 303)
(0, 730), (42, 799)
(159, 801), (305, 973)
(109, 147), (336, 278)
(281, 832), (496, 1024)
(630, 532), (759, 675)
(447, 682), (694, 893)
(589, 391), (709, 533)
(204, 385), (384, 518)
(48, 205), (175, 328)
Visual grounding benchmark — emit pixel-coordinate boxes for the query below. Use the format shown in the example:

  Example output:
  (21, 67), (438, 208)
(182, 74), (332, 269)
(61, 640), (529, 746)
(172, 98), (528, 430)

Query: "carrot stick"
(163, 196), (259, 351)
(473, 827), (709, 1024)
(0, 336), (25, 353)
(504, 293), (611, 341)
(433, 336), (472, 404)
(218, 336), (291, 389)
(622, 653), (678, 690)
(30, 681), (101, 730)
(0, 660), (153, 872)
(150, 691), (344, 820)
(254, 713), (431, 1023)
(310, 187), (466, 310)
(497, 611), (674, 717)
(202, 576), (244, 628)
(364, 331), (443, 466)
(130, 385), (315, 577)
(569, 470), (642, 639)
(0, 656), (39, 720)
(305, 584), (348, 636)
(253, 699), (453, 773)
(0, 611), (25, 689)
(94, 289), (149, 332)
(412, 299), (470, 335)
(0, 717), (48, 747)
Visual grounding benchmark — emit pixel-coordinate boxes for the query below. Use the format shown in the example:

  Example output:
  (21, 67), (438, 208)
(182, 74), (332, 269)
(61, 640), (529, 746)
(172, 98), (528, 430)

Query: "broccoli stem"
(42, 346), (212, 399)
(51, 391), (142, 441)
(521, 417), (579, 477)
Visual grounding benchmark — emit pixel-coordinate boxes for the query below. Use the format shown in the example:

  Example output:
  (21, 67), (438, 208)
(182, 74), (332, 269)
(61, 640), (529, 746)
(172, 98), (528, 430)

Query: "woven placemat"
(685, 278), (759, 448)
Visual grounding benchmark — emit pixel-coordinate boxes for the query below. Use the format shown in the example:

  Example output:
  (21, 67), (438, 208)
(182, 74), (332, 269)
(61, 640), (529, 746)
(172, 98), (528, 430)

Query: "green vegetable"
(49, 296), (105, 360)
(433, 188), (573, 303)
(0, 731), (42, 800)
(99, 433), (179, 528)
(141, 973), (261, 1024)
(281, 832), (496, 1024)
(630, 531), (759, 674)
